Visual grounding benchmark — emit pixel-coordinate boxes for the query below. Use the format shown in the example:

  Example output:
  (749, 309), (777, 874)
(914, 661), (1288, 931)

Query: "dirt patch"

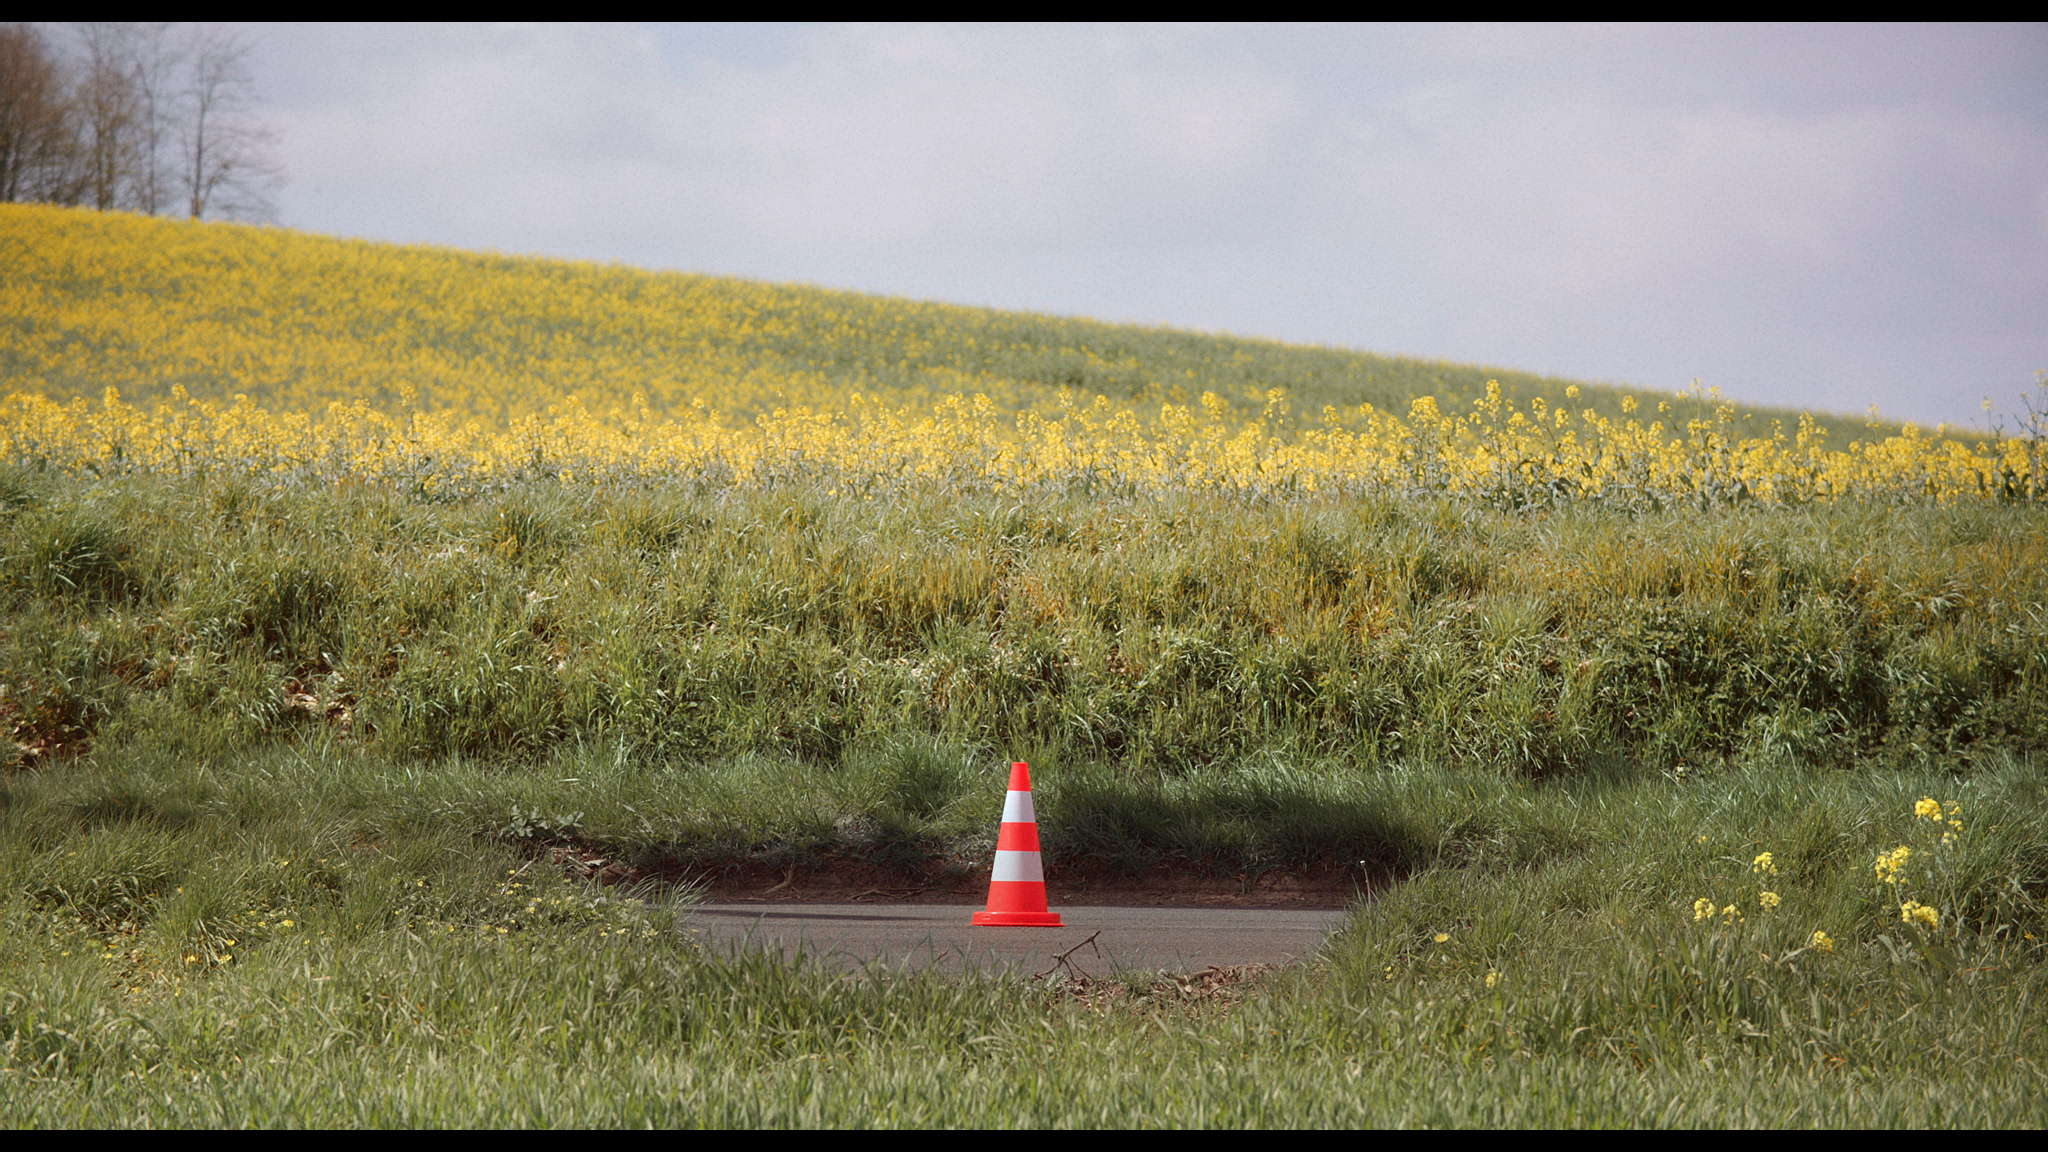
(536, 839), (1382, 909)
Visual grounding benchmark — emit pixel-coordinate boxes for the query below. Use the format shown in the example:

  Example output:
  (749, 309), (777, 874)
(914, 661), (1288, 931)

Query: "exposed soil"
(535, 839), (1381, 909)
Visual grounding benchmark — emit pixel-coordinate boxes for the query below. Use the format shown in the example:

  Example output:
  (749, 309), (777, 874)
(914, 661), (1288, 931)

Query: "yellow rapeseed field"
(3, 202), (2040, 503)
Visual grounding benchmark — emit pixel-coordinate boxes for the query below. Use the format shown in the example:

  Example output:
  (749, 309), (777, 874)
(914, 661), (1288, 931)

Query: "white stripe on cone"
(989, 850), (1044, 882)
(1001, 790), (1036, 824)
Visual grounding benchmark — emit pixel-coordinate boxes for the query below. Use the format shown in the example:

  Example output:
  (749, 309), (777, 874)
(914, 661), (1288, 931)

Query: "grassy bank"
(2, 736), (2043, 1125)
(5, 470), (2047, 1124)
(6, 471), (2045, 786)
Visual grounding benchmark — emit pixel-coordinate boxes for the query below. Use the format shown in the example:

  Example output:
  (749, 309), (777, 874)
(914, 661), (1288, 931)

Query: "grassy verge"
(2, 735), (2044, 1125)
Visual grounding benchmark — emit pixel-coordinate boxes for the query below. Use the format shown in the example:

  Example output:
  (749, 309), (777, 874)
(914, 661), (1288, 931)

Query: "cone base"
(971, 911), (1064, 927)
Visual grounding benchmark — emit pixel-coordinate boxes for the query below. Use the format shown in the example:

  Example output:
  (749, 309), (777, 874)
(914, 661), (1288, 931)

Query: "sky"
(236, 22), (2048, 428)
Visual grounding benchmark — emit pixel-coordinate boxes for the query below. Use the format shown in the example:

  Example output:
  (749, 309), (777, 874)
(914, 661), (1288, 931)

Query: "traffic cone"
(972, 761), (1062, 926)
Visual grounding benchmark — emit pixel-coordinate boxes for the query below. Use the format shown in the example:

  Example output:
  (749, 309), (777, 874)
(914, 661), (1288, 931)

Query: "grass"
(4, 470), (2043, 790)
(2, 734), (2043, 1126)
(3, 469), (2046, 1125)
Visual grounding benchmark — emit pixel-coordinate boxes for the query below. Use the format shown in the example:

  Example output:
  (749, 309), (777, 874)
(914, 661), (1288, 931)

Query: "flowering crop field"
(5, 202), (2043, 505)
(0, 203), (1629, 422)
(4, 202), (2047, 1125)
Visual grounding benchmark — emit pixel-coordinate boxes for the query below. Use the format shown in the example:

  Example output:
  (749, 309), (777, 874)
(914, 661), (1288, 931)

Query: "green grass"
(5, 470), (2044, 792)
(2, 736), (2043, 1126)
(4, 470), (2047, 1125)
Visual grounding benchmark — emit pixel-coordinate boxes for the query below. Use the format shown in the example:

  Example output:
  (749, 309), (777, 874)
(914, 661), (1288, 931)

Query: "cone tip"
(1008, 760), (1031, 791)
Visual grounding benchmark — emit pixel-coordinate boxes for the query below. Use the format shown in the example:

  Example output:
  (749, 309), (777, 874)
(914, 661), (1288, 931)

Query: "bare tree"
(1, 22), (281, 219)
(69, 23), (182, 214)
(124, 22), (178, 215)
(74, 22), (141, 210)
(0, 23), (78, 204)
(179, 25), (278, 220)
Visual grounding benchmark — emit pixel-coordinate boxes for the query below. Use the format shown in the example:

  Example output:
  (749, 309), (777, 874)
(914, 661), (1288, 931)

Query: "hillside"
(4, 207), (2048, 1127)
(0, 202), (1740, 426)
(10, 203), (2035, 507)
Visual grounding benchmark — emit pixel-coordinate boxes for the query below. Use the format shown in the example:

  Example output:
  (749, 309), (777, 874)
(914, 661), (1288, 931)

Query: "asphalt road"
(684, 902), (1354, 974)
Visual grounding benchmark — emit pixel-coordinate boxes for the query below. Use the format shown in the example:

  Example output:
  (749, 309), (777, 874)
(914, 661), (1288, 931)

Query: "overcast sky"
(239, 22), (2048, 428)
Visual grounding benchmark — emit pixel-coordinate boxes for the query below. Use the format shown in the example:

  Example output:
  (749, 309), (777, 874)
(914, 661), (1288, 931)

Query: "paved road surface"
(685, 902), (1354, 974)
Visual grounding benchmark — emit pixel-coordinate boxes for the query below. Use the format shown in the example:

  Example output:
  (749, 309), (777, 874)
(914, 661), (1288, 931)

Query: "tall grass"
(5, 471), (2043, 788)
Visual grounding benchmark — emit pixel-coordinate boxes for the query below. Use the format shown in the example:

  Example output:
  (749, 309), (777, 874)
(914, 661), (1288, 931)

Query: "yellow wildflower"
(1751, 852), (1777, 876)
(1873, 846), (1911, 884)
(1759, 891), (1781, 910)
(1899, 901), (1939, 929)
(1914, 797), (1941, 820)
(1692, 898), (1716, 922)
(1432, 932), (1449, 943)
(1809, 930), (1834, 954)
(1484, 969), (1501, 988)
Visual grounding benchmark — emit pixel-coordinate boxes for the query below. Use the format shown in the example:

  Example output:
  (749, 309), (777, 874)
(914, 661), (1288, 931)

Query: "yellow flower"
(1809, 931), (1834, 954)
(1692, 898), (1715, 922)
(1914, 797), (1940, 820)
(1873, 846), (1911, 884)
(1751, 852), (1777, 876)
(1484, 969), (1501, 988)
(1759, 891), (1781, 910)
(1721, 904), (1740, 922)
(1432, 932), (1449, 943)
(1900, 901), (1939, 929)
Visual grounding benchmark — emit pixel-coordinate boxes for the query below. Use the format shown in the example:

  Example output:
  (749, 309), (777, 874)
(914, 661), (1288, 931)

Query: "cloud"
(668, 25), (1305, 248)
(1300, 39), (2048, 418)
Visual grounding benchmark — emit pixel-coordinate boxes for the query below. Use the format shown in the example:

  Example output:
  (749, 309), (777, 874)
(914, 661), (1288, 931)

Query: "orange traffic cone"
(972, 761), (1063, 926)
